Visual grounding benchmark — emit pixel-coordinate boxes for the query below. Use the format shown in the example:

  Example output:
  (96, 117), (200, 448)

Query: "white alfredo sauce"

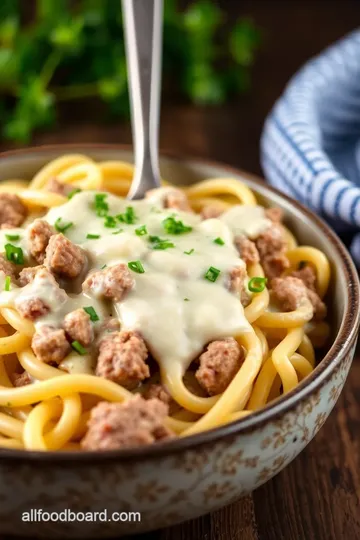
(0, 190), (269, 375)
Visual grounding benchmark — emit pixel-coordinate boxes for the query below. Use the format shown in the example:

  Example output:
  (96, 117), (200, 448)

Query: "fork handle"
(122, 0), (163, 199)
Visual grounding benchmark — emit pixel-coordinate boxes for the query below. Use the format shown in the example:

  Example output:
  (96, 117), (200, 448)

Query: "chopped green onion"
(184, 248), (194, 255)
(86, 233), (100, 240)
(204, 266), (221, 283)
(135, 225), (147, 236)
(149, 235), (161, 243)
(4, 276), (11, 291)
(117, 206), (137, 224)
(68, 188), (81, 200)
(94, 193), (109, 216)
(83, 306), (99, 322)
(104, 216), (117, 228)
(149, 235), (175, 250)
(5, 234), (20, 241)
(128, 260), (145, 274)
(112, 229), (123, 235)
(4, 244), (24, 265)
(214, 237), (225, 246)
(55, 218), (73, 233)
(152, 241), (175, 250)
(163, 216), (192, 235)
(184, 297), (189, 301)
(71, 341), (87, 355)
(101, 264), (107, 269)
(248, 276), (267, 293)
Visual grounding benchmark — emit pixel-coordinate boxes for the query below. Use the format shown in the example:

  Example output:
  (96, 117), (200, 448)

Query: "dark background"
(3, 2), (360, 540)
(2, 0), (359, 180)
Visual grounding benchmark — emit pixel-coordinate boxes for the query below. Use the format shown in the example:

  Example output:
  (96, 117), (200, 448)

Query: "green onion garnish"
(104, 216), (117, 228)
(4, 276), (11, 291)
(71, 341), (87, 355)
(4, 244), (24, 265)
(86, 233), (100, 240)
(5, 234), (20, 241)
(149, 236), (161, 243)
(68, 188), (81, 200)
(101, 264), (107, 269)
(163, 216), (192, 235)
(214, 237), (225, 246)
(128, 260), (145, 274)
(83, 306), (99, 322)
(117, 206), (137, 224)
(184, 298), (189, 301)
(204, 266), (221, 283)
(112, 229), (123, 235)
(135, 225), (147, 236)
(248, 276), (267, 293)
(153, 240), (175, 250)
(55, 218), (73, 233)
(94, 193), (109, 216)
(149, 235), (175, 250)
(184, 248), (194, 255)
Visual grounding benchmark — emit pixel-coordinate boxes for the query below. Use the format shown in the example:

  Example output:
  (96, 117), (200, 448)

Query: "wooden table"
(1, 1), (360, 539)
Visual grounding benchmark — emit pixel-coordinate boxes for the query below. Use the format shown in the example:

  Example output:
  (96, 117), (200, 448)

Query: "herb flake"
(204, 266), (221, 283)
(4, 244), (24, 265)
(83, 306), (99, 322)
(71, 341), (87, 355)
(163, 216), (192, 235)
(55, 218), (73, 233)
(128, 260), (145, 274)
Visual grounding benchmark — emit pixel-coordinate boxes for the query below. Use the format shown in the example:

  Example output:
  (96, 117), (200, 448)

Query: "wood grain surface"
(1, 1), (360, 539)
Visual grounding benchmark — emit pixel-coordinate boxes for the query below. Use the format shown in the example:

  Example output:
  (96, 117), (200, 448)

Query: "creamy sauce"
(220, 205), (271, 239)
(0, 191), (270, 374)
(59, 351), (94, 374)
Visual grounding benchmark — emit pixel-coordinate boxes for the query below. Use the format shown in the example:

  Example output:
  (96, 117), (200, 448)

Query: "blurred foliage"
(0, 0), (261, 143)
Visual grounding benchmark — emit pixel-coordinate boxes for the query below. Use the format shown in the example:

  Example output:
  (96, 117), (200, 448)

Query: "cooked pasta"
(0, 154), (331, 451)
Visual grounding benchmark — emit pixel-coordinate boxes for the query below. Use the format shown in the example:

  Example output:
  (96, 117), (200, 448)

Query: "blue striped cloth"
(261, 29), (360, 265)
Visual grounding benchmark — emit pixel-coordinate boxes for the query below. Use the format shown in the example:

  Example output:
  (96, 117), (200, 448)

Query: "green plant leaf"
(183, 0), (222, 36)
(50, 17), (85, 54)
(4, 78), (55, 142)
(0, 1), (19, 19)
(0, 48), (18, 85)
(37, 0), (70, 22)
(229, 18), (261, 66)
(0, 2), (261, 142)
(183, 62), (226, 105)
(0, 17), (18, 47)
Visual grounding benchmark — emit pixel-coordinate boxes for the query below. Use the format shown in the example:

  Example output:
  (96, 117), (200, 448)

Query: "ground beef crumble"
(81, 395), (173, 450)
(64, 308), (94, 347)
(83, 264), (134, 302)
(27, 219), (55, 264)
(45, 233), (86, 278)
(96, 331), (150, 389)
(196, 337), (244, 395)
(32, 326), (71, 364)
(0, 193), (27, 228)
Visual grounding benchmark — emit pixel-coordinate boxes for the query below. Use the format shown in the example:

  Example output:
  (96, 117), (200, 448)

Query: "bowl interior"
(0, 144), (358, 461)
(0, 144), (350, 339)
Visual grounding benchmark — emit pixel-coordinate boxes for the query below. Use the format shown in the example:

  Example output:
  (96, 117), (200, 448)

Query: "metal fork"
(122, 0), (163, 200)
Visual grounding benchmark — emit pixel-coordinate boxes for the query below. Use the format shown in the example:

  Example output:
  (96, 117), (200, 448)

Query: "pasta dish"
(0, 154), (330, 451)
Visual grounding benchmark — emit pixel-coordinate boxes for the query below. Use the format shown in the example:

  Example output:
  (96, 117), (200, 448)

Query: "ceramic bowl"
(0, 145), (358, 539)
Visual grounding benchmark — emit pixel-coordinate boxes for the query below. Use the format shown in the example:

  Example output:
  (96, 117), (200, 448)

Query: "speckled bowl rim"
(0, 143), (358, 464)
